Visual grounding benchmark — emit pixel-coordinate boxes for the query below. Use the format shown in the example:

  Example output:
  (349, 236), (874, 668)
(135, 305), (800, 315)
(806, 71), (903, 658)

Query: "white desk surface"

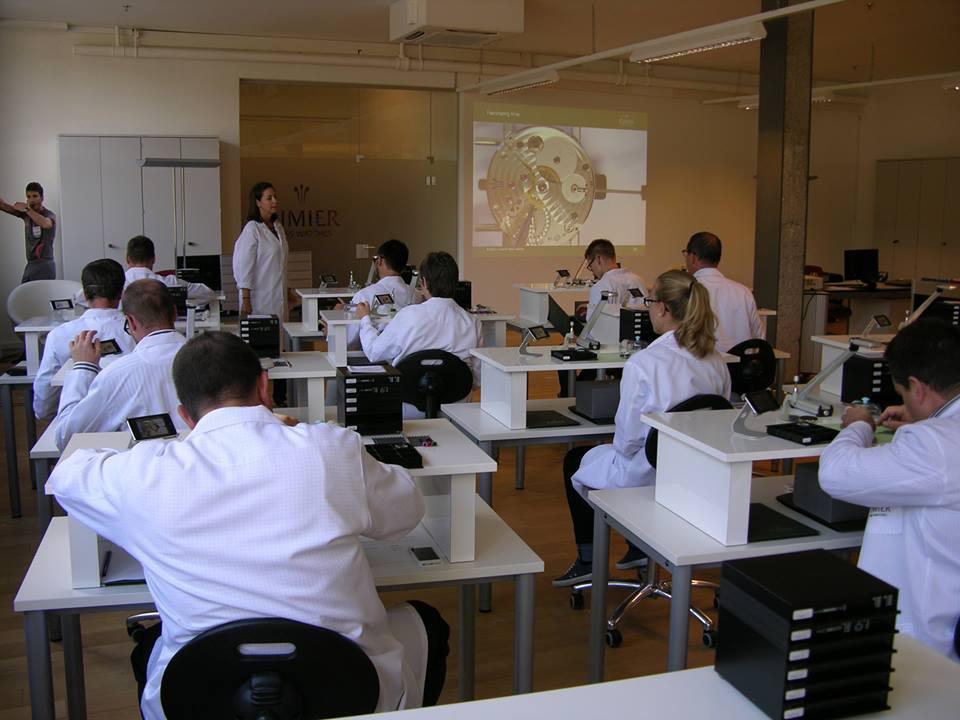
(758, 307), (776, 317)
(283, 321), (325, 338)
(342, 635), (954, 720)
(442, 399), (614, 443)
(0, 362), (35, 385)
(589, 477), (862, 567)
(472, 345), (628, 373)
(14, 314), (70, 333)
(296, 287), (358, 299)
(14, 500), (542, 613)
(811, 333), (893, 354)
(642, 407), (842, 463)
(513, 283), (593, 293)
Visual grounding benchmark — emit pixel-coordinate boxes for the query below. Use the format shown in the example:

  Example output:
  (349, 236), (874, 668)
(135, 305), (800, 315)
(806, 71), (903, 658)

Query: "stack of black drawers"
(337, 363), (403, 435)
(716, 550), (898, 719)
(239, 315), (280, 358)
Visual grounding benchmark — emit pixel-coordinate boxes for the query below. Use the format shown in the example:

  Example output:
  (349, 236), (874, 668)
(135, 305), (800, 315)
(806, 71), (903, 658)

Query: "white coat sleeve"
(54, 363), (103, 450)
(358, 438), (424, 540)
(232, 222), (258, 291)
(32, 336), (65, 420)
(359, 315), (405, 364)
(748, 296), (764, 340)
(47, 447), (134, 547)
(611, 361), (651, 459)
(819, 421), (954, 507)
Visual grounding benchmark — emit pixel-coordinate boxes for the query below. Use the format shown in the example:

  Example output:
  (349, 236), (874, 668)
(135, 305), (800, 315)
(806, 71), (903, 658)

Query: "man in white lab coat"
(819, 320), (960, 661)
(33, 259), (135, 420)
(123, 235), (215, 298)
(340, 239), (417, 349)
(48, 331), (449, 719)
(356, 251), (481, 402)
(683, 231), (763, 353)
(583, 238), (648, 332)
(54, 280), (187, 450)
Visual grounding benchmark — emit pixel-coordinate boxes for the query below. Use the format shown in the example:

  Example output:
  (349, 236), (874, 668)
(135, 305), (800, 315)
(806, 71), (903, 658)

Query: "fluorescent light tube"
(485, 69), (560, 96)
(630, 21), (767, 64)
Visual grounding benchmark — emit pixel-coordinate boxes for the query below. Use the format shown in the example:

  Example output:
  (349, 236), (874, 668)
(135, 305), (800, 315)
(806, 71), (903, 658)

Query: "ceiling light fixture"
(484, 69), (560, 96)
(629, 21), (766, 64)
(458, 0), (843, 94)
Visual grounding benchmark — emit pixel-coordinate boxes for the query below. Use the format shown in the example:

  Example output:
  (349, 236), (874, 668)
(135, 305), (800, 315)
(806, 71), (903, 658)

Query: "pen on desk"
(101, 549), (112, 579)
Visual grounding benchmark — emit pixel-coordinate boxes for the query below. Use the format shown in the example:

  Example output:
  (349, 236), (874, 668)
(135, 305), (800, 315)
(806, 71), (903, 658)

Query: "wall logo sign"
(293, 183), (310, 204)
(279, 181), (341, 241)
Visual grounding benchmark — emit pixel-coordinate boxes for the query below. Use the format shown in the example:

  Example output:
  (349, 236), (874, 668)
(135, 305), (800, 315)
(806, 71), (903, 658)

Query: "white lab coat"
(693, 267), (763, 353)
(572, 330), (731, 493)
(819, 398), (960, 661)
(48, 405), (426, 718)
(346, 275), (418, 348)
(232, 220), (289, 318)
(32, 308), (135, 420)
(54, 330), (187, 450)
(586, 268), (648, 339)
(124, 267), (214, 299)
(359, 296), (482, 386)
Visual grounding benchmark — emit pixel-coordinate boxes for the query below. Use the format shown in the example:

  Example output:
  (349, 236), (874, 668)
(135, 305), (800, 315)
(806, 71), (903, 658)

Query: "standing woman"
(233, 182), (288, 319)
(553, 269), (732, 586)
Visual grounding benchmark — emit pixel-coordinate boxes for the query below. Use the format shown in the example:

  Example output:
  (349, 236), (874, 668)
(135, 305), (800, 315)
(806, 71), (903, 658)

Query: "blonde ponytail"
(655, 270), (717, 358)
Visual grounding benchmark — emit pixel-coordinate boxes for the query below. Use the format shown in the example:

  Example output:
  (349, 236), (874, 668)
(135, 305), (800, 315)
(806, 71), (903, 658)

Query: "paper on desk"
(350, 365), (387, 374)
(102, 542), (146, 586)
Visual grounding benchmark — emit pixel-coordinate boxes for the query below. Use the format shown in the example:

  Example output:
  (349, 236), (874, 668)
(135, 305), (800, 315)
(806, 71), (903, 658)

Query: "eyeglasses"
(586, 255), (597, 270)
(680, 249), (690, 257)
(642, 297), (661, 307)
(123, 318), (131, 335)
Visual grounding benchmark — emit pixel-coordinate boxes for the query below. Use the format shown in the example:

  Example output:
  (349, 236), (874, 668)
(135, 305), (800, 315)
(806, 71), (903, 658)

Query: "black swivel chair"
(570, 394), (733, 649)
(395, 350), (474, 419)
(726, 338), (777, 396)
(159, 618), (379, 720)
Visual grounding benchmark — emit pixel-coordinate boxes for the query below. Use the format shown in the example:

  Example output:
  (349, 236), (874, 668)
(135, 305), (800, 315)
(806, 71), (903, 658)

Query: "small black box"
(841, 356), (899, 407)
(167, 285), (188, 317)
(239, 315), (280, 359)
(454, 280), (472, 311)
(716, 550), (897, 720)
(793, 462), (868, 525)
(337, 364), (402, 435)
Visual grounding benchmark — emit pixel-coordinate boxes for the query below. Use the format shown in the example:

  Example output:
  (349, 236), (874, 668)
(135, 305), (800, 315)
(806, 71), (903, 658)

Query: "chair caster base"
(605, 628), (623, 648)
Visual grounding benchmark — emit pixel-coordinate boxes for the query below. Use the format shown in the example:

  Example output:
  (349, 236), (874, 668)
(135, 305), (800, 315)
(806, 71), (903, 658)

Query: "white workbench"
(810, 333), (893, 396)
(296, 286), (359, 329)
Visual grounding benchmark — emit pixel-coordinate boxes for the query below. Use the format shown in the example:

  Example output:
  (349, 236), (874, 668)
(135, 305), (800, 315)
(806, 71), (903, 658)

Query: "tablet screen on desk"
(50, 298), (74, 311)
(127, 413), (178, 442)
(375, 293), (394, 305)
(99, 338), (122, 356)
(321, 274), (338, 284)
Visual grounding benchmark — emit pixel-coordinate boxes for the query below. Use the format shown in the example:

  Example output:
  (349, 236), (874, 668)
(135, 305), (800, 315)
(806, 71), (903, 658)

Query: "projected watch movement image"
(473, 103), (648, 255)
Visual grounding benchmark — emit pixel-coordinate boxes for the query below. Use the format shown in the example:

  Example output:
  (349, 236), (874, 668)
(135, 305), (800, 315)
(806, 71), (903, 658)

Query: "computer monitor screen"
(453, 281), (472, 311)
(843, 249), (879, 285)
(177, 254), (222, 291)
(547, 294), (583, 336)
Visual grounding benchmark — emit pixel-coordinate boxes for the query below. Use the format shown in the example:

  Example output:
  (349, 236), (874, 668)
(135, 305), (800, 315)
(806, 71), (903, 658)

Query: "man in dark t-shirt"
(1, 181), (57, 282)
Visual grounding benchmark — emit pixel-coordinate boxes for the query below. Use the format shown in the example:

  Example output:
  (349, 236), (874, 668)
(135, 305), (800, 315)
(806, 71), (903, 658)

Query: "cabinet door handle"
(187, 241), (198, 246)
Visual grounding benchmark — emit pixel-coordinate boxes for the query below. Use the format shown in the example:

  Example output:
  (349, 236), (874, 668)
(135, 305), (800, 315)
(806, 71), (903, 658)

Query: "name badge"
(32, 224), (42, 238)
(866, 506), (903, 535)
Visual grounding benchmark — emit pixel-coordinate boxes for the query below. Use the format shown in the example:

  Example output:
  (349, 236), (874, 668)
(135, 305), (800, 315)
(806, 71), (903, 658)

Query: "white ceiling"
(1, 0), (958, 82)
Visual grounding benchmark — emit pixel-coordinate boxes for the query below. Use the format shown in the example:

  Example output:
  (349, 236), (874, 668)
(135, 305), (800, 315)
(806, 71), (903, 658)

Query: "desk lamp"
(858, 313), (891, 337)
(782, 339), (878, 419)
(899, 279), (959, 329)
(577, 290), (613, 350)
(364, 255), (380, 287)
(570, 256), (588, 286)
(518, 325), (549, 356)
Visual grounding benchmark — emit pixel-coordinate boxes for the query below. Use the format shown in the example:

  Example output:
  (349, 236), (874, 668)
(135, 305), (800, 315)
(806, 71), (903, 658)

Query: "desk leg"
(26, 389), (37, 488)
(514, 445), (525, 490)
(513, 573), (535, 693)
(587, 507), (610, 683)
(477, 442), (494, 614)
(62, 613), (87, 719)
(566, 370), (575, 397)
(666, 565), (692, 671)
(24, 611), (54, 720)
(458, 584), (476, 701)
(1, 384), (22, 518)
(34, 458), (53, 534)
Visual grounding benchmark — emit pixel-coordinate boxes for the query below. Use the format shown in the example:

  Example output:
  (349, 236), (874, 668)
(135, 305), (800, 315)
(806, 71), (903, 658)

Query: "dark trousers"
(564, 445), (596, 545)
(130, 601), (450, 712)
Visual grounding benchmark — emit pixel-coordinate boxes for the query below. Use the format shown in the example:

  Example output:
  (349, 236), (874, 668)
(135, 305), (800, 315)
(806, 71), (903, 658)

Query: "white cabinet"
(58, 135), (221, 280)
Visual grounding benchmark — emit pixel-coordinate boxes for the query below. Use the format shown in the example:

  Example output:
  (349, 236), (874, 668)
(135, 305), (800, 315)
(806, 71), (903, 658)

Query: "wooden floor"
(0, 357), (719, 718)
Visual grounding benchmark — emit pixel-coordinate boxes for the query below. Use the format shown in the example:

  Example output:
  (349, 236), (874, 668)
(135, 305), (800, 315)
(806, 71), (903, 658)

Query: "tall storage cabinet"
(58, 135), (221, 281)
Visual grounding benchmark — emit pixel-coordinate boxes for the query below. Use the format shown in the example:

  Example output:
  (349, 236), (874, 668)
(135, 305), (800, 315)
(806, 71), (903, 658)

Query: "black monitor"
(548, 295), (584, 336)
(453, 281), (472, 311)
(177, 254), (222, 291)
(843, 249), (879, 286)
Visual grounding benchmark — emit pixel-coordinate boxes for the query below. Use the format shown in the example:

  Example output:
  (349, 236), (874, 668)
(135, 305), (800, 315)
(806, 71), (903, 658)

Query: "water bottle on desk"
(564, 322), (576, 348)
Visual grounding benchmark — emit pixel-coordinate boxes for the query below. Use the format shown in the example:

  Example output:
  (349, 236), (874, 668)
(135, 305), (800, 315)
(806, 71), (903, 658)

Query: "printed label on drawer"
(787, 669), (809, 681)
(789, 649), (810, 661)
(792, 608), (814, 621)
(784, 709), (805, 719)
(785, 689), (806, 701)
(791, 629), (812, 642)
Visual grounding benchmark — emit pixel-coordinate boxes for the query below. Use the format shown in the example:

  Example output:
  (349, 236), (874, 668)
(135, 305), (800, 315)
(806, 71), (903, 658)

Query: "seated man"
(54, 280), (187, 450)
(584, 238), (648, 332)
(356, 251), (481, 410)
(341, 239), (417, 349)
(48, 331), (449, 717)
(819, 320), (960, 661)
(124, 235), (214, 298)
(33, 258), (135, 420)
(683, 231), (763, 352)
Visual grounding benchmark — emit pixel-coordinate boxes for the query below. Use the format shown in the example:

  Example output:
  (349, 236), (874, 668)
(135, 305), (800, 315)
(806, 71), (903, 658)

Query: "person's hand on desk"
(333, 301), (345, 311)
(841, 405), (876, 430)
(353, 301), (371, 320)
(878, 404), (912, 431)
(69, 330), (102, 366)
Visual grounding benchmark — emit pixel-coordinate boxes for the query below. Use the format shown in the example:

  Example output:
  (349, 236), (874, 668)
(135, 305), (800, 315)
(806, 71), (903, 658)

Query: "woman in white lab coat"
(233, 182), (288, 319)
(553, 270), (731, 586)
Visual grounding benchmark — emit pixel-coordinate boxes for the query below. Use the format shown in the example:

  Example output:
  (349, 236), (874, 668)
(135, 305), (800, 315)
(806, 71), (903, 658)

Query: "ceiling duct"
(389, 0), (523, 48)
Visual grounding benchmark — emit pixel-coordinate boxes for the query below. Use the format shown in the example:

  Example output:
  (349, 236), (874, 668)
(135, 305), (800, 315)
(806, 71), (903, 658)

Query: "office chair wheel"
(570, 592), (585, 611)
(605, 629), (623, 648)
(702, 630), (717, 649)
